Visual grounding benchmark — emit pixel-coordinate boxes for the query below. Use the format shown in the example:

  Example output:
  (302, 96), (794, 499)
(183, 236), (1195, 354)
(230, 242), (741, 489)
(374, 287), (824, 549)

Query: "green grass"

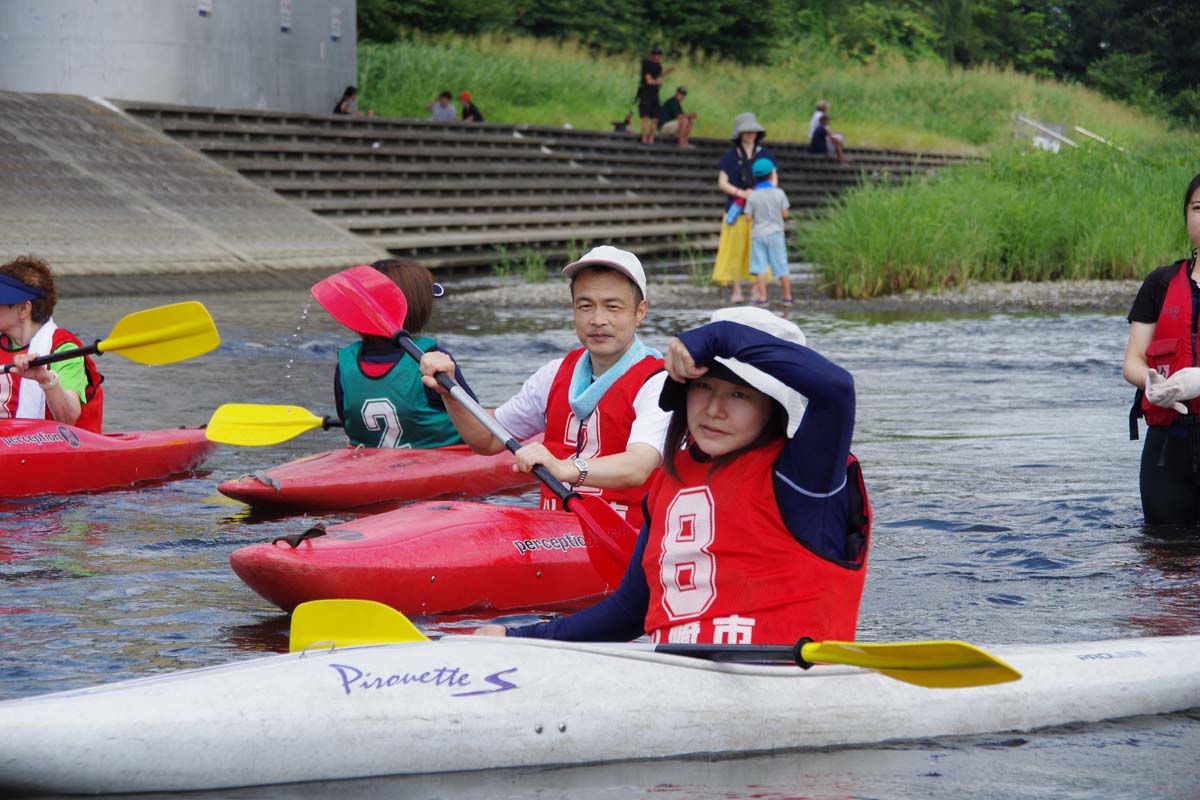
(357, 35), (1198, 297)
(358, 35), (1178, 152)
(807, 143), (1195, 298)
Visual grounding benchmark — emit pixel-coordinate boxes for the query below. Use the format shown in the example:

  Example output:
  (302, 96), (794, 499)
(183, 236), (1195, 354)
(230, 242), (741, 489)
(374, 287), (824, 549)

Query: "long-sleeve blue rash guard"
(508, 321), (857, 642)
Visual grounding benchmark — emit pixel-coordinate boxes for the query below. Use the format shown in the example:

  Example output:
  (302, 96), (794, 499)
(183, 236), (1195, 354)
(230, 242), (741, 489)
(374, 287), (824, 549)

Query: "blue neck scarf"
(568, 335), (661, 422)
(754, 178), (774, 190)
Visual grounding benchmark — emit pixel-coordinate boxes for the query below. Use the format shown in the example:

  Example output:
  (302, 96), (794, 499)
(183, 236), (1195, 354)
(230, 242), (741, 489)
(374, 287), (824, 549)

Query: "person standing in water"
(1124, 171), (1200, 524)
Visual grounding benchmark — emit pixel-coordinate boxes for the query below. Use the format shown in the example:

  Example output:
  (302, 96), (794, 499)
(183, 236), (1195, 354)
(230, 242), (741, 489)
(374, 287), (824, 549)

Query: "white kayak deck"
(2, 634), (1199, 795)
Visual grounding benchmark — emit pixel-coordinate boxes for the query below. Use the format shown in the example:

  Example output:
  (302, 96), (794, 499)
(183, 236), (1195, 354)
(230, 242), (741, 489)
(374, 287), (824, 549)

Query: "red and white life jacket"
(642, 440), (871, 646)
(0, 327), (104, 432)
(540, 347), (663, 530)
(1141, 259), (1200, 428)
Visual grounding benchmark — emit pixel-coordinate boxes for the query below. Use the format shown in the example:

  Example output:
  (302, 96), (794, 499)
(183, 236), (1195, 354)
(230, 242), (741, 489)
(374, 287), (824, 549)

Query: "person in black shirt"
(637, 46), (675, 144)
(459, 91), (485, 123)
(333, 86), (358, 115)
(1123, 171), (1200, 524)
(658, 86), (697, 148)
(808, 114), (847, 163)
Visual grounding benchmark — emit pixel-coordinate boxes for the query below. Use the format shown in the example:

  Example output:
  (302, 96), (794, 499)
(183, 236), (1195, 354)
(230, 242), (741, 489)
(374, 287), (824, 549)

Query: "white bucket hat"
(660, 306), (809, 437)
(561, 245), (648, 301)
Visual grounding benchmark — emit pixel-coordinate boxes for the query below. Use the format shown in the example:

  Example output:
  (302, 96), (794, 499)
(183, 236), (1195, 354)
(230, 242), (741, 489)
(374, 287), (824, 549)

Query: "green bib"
(336, 339), (463, 449)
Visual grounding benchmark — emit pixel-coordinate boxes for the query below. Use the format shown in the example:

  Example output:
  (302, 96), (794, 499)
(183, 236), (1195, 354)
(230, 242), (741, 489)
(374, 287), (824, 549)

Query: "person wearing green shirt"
(658, 86), (697, 148)
(0, 256), (104, 431)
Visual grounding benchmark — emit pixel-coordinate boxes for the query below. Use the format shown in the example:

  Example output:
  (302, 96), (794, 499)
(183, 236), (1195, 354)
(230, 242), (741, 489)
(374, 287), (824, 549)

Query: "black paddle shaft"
(394, 332), (573, 503)
(1, 341), (100, 373)
(655, 639), (815, 668)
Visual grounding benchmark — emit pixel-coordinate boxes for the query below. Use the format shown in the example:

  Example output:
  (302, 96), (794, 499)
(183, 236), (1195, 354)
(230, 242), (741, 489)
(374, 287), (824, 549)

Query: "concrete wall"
(0, 0), (356, 114)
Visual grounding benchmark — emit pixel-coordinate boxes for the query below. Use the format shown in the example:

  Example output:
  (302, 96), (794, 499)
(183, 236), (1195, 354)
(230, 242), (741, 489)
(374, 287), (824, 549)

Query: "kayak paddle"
(205, 403), (344, 446)
(290, 598), (425, 652)
(1, 301), (219, 373)
(288, 599), (1023, 688)
(310, 265), (637, 585)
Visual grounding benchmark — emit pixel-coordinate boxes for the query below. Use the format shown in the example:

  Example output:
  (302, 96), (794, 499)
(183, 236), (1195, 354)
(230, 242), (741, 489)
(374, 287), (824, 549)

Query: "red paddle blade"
(311, 265), (408, 337)
(567, 493), (638, 585)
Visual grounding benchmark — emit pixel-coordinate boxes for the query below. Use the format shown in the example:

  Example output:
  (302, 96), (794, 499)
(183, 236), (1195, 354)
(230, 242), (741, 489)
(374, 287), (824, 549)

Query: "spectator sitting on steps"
(333, 85), (373, 117)
(459, 91), (485, 123)
(809, 114), (848, 164)
(658, 86), (697, 148)
(427, 91), (457, 122)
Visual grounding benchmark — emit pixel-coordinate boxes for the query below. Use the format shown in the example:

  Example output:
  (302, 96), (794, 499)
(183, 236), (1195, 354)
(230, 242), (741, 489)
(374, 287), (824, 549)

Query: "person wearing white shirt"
(421, 246), (670, 529)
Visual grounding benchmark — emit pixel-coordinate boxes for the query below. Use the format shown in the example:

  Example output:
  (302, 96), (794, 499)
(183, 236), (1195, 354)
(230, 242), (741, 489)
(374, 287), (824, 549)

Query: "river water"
(2, 287), (1199, 799)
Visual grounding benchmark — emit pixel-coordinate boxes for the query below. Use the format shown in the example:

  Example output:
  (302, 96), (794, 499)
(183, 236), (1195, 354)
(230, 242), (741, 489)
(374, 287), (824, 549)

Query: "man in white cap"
(475, 305), (871, 645)
(421, 246), (669, 528)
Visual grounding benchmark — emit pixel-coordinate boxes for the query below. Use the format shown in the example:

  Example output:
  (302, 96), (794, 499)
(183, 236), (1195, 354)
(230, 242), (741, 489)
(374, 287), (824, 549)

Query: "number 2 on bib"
(361, 398), (404, 448)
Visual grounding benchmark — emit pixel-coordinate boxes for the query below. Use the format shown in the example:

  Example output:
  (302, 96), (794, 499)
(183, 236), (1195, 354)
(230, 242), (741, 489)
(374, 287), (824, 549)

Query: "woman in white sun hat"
(711, 112), (777, 304)
(479, 306), (871, 646)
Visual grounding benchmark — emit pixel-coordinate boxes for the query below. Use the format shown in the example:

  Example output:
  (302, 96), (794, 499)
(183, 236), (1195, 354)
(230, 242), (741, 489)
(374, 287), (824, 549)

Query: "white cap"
(561, 245), (648, 301)
(709, 307), (809, 437)
(709, 306), (805, 346)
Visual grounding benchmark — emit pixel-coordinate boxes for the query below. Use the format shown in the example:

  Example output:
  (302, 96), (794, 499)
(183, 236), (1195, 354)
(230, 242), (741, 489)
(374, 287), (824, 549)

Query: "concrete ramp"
(0, 92), (386, 295)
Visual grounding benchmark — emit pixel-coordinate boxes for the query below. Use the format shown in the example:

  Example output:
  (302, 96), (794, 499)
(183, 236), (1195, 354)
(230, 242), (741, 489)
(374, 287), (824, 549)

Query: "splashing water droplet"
(283, 297), (315, 384)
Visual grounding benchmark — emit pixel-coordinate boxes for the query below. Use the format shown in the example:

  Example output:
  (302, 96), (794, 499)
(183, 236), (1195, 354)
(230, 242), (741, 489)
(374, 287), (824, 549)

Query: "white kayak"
(2, 634), (1199, 795)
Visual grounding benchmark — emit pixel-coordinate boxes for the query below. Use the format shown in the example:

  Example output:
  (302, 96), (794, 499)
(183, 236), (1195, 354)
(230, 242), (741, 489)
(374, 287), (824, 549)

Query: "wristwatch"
(571, 457), (589, 488)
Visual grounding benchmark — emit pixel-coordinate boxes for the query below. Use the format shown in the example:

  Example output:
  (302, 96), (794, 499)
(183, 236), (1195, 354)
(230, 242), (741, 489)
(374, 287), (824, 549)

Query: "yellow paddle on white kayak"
(1, 301), (219, 372)
(288, 599), (1022, 689)
(205, 404), (344, 446)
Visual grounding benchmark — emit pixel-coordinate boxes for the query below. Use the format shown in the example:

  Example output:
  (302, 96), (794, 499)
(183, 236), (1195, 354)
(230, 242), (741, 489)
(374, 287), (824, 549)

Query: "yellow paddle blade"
(801, 640), (1022, 688)
(206, 403), (326, 446)
(290, 599), (429, 653)
(96, 301), (220, 365)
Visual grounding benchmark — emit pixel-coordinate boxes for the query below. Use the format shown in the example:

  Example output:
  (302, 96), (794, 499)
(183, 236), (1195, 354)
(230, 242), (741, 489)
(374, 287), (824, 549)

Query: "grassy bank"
(358, 35), (1195, 298)
(358, 36), (1176, 152)
(806, 144), (1196, 298)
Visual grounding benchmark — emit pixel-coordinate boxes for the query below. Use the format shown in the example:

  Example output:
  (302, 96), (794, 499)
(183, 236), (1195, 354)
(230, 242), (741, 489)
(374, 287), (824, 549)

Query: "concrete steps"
(119, 100), (973, 274)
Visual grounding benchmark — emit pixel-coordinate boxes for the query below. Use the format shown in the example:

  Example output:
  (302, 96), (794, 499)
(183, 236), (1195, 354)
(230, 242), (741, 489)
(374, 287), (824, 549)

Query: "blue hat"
(0, 273), (44, 304)
(751, 157), (776, 177)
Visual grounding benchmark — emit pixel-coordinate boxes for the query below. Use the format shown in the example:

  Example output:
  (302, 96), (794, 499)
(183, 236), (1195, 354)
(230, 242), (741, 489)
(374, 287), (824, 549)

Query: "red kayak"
(217, 444), (537, 511)
(1, 419), (216, 498)
(229, 500), (613, 615)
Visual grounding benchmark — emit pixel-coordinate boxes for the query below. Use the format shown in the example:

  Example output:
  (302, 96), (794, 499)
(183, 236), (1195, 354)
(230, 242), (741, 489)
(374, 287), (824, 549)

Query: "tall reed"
(806, 144), (1195, 298)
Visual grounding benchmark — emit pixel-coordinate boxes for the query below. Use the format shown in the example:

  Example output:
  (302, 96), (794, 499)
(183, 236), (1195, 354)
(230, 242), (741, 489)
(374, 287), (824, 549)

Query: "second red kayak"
(217, 444), (537, 511)
(229, 500), (614, 615)
(1, 419), (217, 498)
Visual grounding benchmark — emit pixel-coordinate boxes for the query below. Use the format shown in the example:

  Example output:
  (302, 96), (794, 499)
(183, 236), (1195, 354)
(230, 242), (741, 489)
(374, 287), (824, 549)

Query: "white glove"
(1145, 368), (1200, 414)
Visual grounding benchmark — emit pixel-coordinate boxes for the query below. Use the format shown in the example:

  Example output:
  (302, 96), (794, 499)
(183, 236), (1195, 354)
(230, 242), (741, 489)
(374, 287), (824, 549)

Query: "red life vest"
(541, 348), (664, 530)
(0, 328), (105, 432)
(642, 440), (871, 646)
(1141, 259), (1200, 428)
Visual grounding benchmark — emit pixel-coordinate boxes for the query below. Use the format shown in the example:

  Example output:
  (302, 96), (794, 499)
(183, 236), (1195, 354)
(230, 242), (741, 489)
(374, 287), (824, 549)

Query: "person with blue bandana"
(421, 246), (669, 529)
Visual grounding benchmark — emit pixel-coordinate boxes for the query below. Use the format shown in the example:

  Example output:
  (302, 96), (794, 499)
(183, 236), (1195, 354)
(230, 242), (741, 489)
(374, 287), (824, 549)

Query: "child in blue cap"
(743, 157), (793, 306)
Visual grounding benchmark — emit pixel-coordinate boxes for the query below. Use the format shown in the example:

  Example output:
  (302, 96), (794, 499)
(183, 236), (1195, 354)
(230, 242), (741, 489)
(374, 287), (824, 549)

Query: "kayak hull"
(229, 500), (611, 614)
(0, 419), (216, 498)
(217, 444), (536, 511)
(2, 634), (1198, 795)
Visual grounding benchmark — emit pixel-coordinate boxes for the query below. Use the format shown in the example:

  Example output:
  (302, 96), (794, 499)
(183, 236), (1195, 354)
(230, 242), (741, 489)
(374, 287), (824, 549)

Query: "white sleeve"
(494, 359), (562, 442)
(627, 371), (671, 457)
